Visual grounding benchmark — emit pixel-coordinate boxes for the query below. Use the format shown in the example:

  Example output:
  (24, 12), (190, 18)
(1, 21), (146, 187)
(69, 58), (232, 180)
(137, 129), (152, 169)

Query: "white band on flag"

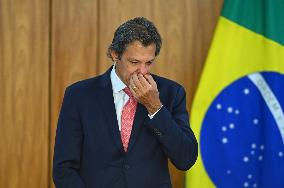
(248, 73), (284, 144)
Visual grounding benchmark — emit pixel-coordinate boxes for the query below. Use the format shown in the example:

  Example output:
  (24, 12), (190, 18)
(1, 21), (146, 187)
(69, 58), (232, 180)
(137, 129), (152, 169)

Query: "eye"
(146, 61), (153, 65)
(129, 60), (138, 64)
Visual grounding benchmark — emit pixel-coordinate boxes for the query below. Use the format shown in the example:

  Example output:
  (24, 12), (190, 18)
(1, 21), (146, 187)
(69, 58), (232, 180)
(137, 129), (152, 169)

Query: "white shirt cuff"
(148, 105), (163, 119)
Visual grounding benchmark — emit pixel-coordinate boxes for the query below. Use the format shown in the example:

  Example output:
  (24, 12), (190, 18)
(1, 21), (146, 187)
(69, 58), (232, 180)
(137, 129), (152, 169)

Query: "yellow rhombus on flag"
(186, 0), (284, 187)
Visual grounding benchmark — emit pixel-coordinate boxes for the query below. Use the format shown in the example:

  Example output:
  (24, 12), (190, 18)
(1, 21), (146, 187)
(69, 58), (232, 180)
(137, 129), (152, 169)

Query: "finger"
(144, 74), (157, 88)
(129, 86), (138, 99)
(129, 76), (135, 91)
(129, 76), (139, 95)
(132, 73), (144, 90)
(138, 73), (151, 88)
(129, 77), (140, 99)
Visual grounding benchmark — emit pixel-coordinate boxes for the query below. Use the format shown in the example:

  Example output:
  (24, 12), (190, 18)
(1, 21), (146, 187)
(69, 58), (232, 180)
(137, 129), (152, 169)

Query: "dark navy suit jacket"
(53, 67), (198, 188)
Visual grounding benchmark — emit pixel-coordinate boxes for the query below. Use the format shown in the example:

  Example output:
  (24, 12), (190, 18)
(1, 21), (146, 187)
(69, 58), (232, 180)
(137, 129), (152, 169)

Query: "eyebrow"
(128, 58), (155, 62)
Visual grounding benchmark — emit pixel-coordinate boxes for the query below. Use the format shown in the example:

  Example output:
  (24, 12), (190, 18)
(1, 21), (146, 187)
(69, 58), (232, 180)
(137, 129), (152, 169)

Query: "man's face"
(112, 41), (156, 86)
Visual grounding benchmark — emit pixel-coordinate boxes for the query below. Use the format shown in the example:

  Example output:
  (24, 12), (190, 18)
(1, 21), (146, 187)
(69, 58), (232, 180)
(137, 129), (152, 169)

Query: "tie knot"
(123, 87), (133, 97)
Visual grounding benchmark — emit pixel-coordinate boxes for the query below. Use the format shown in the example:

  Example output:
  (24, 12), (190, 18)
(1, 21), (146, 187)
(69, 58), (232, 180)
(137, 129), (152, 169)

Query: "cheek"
(146, 66), (151, 73)
(123, 67), (134, 82)
(125, 66), (137, 75)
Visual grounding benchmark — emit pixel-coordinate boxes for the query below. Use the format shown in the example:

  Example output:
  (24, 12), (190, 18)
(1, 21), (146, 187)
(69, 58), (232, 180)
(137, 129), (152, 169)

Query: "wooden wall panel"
(183, 0), (224, 109)
(0, 0), (223, 187)
(50, 0), (98, 187)
(97, 0), (223, 187)
(0, 0), (49, 187)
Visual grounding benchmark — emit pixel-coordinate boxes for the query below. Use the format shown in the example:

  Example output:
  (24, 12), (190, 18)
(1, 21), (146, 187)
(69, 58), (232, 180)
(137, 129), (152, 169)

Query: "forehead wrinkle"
(127, 57), (155, 62)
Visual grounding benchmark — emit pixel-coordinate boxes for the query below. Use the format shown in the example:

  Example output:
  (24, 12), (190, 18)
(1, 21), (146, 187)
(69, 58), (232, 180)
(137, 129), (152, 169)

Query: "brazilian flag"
(186, 0), (284, 187)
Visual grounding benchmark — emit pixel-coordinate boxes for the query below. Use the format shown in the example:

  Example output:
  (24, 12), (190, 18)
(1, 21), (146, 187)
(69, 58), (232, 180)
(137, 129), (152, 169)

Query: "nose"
(138, 64), (149, 75)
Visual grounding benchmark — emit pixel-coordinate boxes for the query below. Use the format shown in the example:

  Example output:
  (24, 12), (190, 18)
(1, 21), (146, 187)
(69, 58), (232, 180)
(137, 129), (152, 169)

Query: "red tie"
(121, 87), (137, 151)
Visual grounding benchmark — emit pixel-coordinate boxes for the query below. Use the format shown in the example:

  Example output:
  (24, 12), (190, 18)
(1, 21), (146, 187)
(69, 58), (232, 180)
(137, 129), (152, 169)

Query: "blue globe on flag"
(200, 72), (284, 188)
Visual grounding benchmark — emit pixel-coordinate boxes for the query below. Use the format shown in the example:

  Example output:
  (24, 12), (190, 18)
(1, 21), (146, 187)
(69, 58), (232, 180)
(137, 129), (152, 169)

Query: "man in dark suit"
(53, 17), (198, 188)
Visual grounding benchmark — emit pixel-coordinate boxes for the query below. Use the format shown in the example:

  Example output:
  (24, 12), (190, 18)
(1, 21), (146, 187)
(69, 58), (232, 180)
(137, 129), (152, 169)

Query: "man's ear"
(110, 50), (119, 62)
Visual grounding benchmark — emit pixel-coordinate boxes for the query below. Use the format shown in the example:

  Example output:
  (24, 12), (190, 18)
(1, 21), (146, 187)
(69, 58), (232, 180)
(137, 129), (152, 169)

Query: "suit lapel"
(97, 68), (124, 152)
(127, 103), (148, 153)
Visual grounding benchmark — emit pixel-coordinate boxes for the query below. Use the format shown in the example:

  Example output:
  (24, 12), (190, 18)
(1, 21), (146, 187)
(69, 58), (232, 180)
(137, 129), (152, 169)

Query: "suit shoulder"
(65, 72), (108, 96)
(67, 77), (97, 91)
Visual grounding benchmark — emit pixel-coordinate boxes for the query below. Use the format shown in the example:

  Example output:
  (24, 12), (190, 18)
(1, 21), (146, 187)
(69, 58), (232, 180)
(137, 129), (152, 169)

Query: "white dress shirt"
(110, 65), (129, 131)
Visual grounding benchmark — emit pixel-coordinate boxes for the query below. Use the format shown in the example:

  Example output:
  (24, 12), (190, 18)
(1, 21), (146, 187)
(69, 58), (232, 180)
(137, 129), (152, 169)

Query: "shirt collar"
(110, 64), (126, 93)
